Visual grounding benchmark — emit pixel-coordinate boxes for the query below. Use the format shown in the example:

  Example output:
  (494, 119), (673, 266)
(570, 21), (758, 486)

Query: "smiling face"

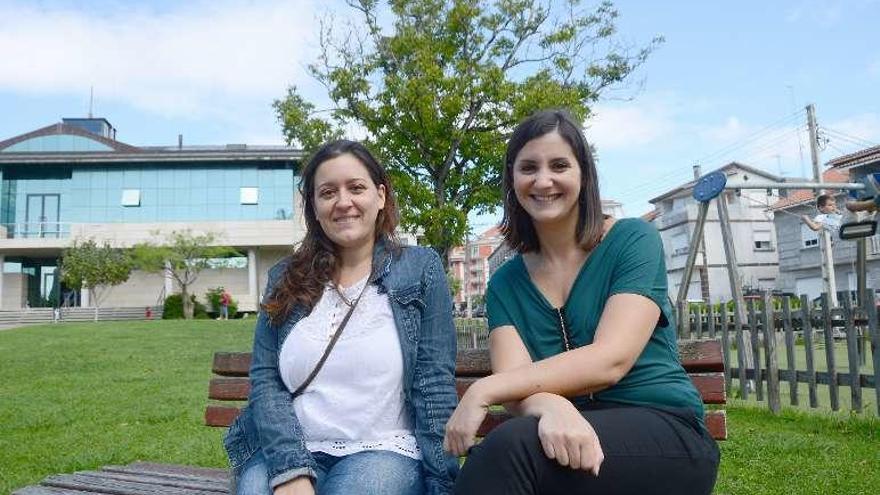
(511, 131), (582, 229)
(313, 153), (386, 252)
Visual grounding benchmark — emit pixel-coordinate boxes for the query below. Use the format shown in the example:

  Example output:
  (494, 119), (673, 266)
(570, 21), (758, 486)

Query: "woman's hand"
(536, 397), (604, 475)
(274, 476), (315, 495)
(443, 381), (490, 456)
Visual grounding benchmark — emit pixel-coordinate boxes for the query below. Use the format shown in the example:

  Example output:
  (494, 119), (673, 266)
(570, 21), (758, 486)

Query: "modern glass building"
(0, 118), (305, 311)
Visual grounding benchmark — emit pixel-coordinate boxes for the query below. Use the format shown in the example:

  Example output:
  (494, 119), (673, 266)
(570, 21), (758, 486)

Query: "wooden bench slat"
(705, 410), (727, 440)
(43, 472), (222, 495)
(456, 341), (724, 375)
(205, 405), (241, 427)
(75, 471), (227, 492)
(677, 340), (725, 372)
(458, 373), (726, 405)
(110, 463), (228, 482)
(14, 486), (84, 495)
(212, 352), (251, 377)
(690, 372), (726, 404)
(205, 403), (726, 440)
(209, 377), (250, 401)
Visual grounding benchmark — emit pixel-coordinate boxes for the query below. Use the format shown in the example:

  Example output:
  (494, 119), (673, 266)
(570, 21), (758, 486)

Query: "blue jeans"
(234, 449), (423, 495)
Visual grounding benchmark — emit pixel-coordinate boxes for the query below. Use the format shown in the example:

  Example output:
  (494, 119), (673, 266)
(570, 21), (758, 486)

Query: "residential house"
(648, 162), (783, 303)
(772, 146), (880, 298)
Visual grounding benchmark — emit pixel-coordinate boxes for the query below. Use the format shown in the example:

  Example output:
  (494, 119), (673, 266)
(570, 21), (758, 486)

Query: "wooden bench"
(207, 339), (727, 440)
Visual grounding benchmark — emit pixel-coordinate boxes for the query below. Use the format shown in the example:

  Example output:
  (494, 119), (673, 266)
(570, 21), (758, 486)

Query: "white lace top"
(277, 275), (421, 460)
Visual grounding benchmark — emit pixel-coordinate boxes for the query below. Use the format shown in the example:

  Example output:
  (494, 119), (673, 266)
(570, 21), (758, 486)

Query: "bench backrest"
(206, 339), (727, 440)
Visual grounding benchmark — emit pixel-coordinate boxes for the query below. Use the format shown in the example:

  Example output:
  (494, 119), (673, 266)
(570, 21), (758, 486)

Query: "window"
(801, 224), (818, 248)
(240, 187), (258, 205)
(671, 232), (689, 256)
(753, 230), (773, 251)
(121, 189), (141, 207)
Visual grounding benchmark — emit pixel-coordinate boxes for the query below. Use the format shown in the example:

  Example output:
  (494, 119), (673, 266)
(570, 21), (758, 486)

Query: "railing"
(0, 222), (71, 239)
(0, 306), (163, 324)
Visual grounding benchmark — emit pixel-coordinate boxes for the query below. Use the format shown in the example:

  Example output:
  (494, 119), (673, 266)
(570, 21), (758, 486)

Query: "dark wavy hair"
(263, 140), (399, 325)
(500, 109), (604, 253)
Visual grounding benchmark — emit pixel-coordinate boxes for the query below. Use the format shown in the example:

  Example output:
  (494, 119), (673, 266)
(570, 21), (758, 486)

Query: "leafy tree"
(274, 0), (661, 262)
(447, 272), (462, 299)
(60, 239), (133, 320)
(131, 230), (238, 319)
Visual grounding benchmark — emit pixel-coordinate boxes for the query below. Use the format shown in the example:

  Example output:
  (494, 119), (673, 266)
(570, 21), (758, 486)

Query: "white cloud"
(585, 99), (675, 150)
(0, 0), (320, 119)
(699, 116), (751, 143)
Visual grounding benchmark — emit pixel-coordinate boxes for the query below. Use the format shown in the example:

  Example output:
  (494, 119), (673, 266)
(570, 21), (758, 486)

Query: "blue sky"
(1, 0), (878, 229)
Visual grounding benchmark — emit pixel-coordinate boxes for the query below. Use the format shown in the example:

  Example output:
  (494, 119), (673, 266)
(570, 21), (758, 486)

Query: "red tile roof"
(769, 168), (849, 210)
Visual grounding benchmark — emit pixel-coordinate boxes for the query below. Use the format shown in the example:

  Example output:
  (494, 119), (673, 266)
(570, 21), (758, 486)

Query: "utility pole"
(807, 104), (838, 307)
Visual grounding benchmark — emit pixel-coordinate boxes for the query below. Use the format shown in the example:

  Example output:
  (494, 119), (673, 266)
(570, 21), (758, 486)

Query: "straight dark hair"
(263, 139), (399, 325)
(500, 109), (604, 253)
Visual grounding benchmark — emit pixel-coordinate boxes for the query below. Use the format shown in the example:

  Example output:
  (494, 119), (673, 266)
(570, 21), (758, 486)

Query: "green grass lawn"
(1, 321), (878, 494)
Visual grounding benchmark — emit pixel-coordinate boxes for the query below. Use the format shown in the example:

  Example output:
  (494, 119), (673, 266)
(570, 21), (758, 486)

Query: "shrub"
(205, 287), (238, 319)
(163, 293), (210, 320)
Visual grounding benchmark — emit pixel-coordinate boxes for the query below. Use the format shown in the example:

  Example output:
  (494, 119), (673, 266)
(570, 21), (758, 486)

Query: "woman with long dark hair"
(445, 110), (720, 494)
(224, 140), (459, 495)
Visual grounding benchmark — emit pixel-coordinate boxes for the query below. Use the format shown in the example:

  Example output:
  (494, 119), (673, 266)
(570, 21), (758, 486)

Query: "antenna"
(88, 86), (94, 118)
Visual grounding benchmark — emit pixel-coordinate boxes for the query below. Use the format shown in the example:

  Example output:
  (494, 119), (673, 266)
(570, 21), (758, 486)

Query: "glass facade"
(1, 135), (114, 153)
(0, 163), (296, 235)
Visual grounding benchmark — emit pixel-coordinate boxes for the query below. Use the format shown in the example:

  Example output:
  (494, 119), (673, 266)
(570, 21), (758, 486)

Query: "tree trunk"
(437, 244), (450, 270)
(182, 285), (194, 319)
(91, 288), (98, 322)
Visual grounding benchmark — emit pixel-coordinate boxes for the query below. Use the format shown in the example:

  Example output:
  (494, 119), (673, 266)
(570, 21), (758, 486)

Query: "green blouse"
(485, 218), (704, 423)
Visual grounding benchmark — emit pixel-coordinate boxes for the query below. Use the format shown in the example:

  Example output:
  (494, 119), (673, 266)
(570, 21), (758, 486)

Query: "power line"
(823, 127), (878, 148)
(619, 115), (807, 201)
(693, 110), (805, 165)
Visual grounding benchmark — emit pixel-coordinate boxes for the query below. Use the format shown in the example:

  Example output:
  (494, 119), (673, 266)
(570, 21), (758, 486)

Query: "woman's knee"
(319, 450), (422, 495)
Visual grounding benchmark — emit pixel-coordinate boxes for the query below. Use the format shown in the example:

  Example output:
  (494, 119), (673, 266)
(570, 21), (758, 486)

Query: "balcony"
(0, 219), (300, 253)
(1, 222), (71, 239)
(656, 208), (690, 230)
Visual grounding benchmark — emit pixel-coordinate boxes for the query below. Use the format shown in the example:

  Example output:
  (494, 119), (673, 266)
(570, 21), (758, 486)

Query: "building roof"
(0, 121), (304, 165)
(768, 167), (849, 211)
(478, 225), (502, 240)
(0, 122), (140, 153)
(641, 208), (660, 222)
(649, 162), (783, 204)
(827, 144), (880, 169)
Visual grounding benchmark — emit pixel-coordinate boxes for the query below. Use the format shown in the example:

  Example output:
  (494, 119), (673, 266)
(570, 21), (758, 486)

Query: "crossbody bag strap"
(292, 281), (367, 397)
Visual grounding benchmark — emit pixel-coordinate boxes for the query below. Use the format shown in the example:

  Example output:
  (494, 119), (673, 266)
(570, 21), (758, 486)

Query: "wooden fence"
(455, 318), (489, 350)
(454, 291), (880, 416)
(682, 292), (879, 415)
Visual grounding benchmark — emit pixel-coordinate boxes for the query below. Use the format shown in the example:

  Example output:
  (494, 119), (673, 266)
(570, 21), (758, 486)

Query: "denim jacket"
(224, 239), (460, 494)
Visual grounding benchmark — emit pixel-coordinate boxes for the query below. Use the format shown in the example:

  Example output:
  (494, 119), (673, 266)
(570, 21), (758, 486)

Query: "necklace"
(333, 272), (370, 307)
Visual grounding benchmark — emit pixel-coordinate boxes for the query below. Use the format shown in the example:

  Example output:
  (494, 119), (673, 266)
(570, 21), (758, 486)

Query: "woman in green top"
(444, 110), (719, 494)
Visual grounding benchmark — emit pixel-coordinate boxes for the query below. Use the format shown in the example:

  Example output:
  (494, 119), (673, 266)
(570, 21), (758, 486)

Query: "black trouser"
(454, 402), (720, 495)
